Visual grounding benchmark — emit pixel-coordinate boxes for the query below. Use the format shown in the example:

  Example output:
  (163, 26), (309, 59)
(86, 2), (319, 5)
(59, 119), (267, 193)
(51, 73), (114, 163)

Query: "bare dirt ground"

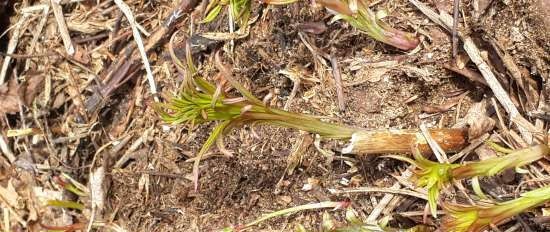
(0, 0), (549, 231)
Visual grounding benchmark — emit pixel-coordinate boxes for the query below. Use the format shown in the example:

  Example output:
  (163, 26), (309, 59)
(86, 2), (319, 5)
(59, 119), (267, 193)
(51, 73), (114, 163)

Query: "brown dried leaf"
(473, 0), (493, 18)
(459, 100), (496, 139)
(23, 75), (44, 106)
(347, 67), (389, 85)
(0, 78), (22, 114)
(454, 53), (470, 69)
(0, 76), (44, 115)
(0, 180), (20, 209)
(297, 22), (327, 34)
(421, 102), (457, 113)
(286, 133), (313, 175)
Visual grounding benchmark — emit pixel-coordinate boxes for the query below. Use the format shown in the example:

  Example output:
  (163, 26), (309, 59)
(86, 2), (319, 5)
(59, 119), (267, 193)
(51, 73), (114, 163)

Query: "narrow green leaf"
(46, 200), (85, 211)
(201, 4), (223, 24)
(192, 120), (232, 191)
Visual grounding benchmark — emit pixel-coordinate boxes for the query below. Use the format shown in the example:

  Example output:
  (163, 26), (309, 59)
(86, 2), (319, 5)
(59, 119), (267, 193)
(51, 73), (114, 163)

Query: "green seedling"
(388, 144), (550, 218)
(158, 50), (358, 190)
(202, 0), (251, 26)
(442, 185), (550, 232)
(158, 48), (467, 191)
(265, 0), (420, 50)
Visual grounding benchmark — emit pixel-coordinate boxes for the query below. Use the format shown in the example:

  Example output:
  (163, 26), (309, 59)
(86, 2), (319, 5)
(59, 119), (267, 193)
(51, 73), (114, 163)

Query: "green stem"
(245, 111), (359, 139)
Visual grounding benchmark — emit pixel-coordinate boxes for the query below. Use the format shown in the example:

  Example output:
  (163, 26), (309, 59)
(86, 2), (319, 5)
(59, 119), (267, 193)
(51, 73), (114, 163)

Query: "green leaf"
(192, 120), (232, 190)
(46, 200), (85, 211)
(201, 4), (223, 24)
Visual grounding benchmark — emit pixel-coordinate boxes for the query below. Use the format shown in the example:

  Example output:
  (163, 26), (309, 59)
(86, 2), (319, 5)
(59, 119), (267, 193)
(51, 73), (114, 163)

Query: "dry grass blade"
(50, 0), (75, 55)
(113, 0), (158, 102)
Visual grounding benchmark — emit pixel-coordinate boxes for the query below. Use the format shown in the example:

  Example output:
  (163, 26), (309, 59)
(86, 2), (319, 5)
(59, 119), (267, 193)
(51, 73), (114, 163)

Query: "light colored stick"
(409, 0), (538, 144)
(420, 123), (448, 163)
(50, 0), (75, 55)
(22, 4), (50, 71)
(113, 0), (159, 102)
(0, 134), (16, 163)
(366, 170), (413, 223)
(330, 186), (428, 200)
(330, 55), (346, 111)
(0, 14), (28, 85)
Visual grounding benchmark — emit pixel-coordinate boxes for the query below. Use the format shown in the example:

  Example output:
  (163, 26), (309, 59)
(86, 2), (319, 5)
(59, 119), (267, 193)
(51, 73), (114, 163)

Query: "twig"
(330, 54), (345, 111)
(443, 63), (487, 86)
(113, 0), (159, 102)
(0, 52), (59, 58)
(409, 0), (538, 144)
(452, 0), (459, 57)
(0, 134), (16, 163)
(420, 123), (448, 163)
(448, 133), (489, 162)
(0, 14), (28, 85)
(342, 128), (467, 154)
(330, 186), (428, 200)
(21, 4), (49, 71)
(366, 170), (413, 223)
(50, 0), (75, 55)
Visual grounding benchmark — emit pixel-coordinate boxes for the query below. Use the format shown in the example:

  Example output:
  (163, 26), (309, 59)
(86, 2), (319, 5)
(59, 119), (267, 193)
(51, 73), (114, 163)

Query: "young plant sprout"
(442, 185), (550, 232)
(264, 0), (420, 50)
(202, 0), (251, 26)
(388, 144), (550, 218)
(157, 49), (467, 190)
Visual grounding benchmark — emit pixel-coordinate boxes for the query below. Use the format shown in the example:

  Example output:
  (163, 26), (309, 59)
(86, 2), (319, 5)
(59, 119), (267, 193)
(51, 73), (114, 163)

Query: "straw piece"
(113, 0), (159, 102)
(0, 14), (28, 84)
(50, 0), (75, 55)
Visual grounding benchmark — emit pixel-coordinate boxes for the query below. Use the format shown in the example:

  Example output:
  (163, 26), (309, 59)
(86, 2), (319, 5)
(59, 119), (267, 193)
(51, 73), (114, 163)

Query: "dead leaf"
(23, 75), (44, 106)
(0, 78), (22, 114)
(455, 100), (496, 139)
(0, 76), (44, 115)
(286, 133), (313, 175)
(473, 0), (493, 19)
(434, 0), (452, 12)
(90, 167), (105, 212)
(454, 53), (470, 69)
(421, 102), (458, 113)
(0, 180), (20, 208)
(297, 22), (327, 34)
(52, 92), (66, 109)
(347, 67), (389, 86)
